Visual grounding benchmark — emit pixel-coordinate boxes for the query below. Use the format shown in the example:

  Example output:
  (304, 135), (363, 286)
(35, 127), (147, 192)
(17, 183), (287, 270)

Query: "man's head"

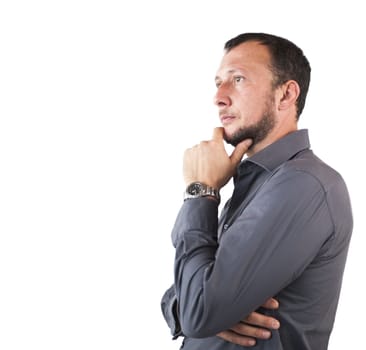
(214, 33), (311, 151)
(224, 33), (311, 118)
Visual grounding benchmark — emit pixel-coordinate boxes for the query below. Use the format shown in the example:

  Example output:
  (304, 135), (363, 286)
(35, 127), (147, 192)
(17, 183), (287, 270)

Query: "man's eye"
(234, 76), (244, 83)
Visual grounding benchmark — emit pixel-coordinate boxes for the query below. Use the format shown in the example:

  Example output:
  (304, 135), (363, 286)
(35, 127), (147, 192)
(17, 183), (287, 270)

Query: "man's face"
(214, 41), (277, 147)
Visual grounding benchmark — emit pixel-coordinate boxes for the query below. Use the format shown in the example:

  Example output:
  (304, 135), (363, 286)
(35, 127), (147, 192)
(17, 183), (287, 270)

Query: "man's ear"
(278, 80), (300, 111)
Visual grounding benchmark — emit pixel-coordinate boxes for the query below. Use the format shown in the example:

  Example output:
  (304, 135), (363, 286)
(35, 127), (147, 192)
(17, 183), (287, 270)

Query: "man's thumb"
(230, 139), (253, 165)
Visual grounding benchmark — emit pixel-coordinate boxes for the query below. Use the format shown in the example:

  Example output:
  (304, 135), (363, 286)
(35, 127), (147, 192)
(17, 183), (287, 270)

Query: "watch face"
(188, 182), (203, 195)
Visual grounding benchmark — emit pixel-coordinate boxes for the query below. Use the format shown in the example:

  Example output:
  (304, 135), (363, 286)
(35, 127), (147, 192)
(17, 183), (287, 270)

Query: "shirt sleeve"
(172, 168), (333, 338)
(160, 284), (183, 339)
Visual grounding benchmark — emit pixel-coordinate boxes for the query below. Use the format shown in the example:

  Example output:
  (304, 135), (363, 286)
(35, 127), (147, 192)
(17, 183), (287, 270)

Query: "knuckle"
(246, 312), (257, 323)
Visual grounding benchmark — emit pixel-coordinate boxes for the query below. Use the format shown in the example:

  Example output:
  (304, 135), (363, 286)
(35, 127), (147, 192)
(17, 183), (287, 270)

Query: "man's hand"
(183, 127), (252, 189)
(217, 298), (280, 347)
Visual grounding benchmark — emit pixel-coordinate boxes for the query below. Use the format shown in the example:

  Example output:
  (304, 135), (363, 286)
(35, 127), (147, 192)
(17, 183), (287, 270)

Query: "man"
(161, 33), (353, 349)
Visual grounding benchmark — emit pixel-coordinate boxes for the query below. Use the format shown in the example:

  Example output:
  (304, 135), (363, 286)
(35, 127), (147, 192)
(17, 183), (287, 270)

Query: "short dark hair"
(224, 33), (311, 119)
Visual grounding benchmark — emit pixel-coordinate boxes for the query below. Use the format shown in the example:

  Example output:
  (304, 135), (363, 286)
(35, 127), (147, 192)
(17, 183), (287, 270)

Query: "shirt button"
(223, 224), (229, 230)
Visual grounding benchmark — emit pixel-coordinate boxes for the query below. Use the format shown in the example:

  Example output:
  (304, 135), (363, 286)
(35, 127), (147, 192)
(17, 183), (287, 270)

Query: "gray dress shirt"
(161, 130), (353, 350)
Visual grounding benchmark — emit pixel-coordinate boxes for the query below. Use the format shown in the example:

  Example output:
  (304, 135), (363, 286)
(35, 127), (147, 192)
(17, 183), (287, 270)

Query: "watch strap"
(184, 182), (220, 203)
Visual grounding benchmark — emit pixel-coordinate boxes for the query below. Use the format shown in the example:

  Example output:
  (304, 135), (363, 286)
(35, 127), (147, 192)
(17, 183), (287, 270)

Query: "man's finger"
(231, 322), (272, 340)
(230, 139), (253, 165)
(262, 297), (279, 309)
(217, 330), (256, 347)
(212, 127), (224, 141)
(245, 311), (280, 329)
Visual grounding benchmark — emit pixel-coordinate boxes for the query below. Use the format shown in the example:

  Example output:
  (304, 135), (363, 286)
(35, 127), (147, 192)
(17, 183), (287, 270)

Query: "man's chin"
(223, 130), (235, 146)
(224, 129), (259, 148)
(224, 130), (248, 147)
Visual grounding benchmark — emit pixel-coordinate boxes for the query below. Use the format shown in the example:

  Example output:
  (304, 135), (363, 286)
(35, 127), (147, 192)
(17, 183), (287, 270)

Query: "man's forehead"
(215, 43), (271, 78)
(223, 41), (270, 65)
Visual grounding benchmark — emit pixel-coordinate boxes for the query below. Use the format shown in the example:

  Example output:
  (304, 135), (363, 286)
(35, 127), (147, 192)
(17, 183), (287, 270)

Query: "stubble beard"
(223, 97), (276, 147)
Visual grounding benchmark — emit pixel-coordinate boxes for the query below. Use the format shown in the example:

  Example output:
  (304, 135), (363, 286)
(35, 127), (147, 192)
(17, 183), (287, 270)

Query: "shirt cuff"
(171, 197), (219, 248)
(161, 285), (183, 339)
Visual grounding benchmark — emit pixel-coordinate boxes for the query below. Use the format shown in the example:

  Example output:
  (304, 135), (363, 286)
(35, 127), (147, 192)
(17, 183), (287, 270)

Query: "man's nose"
(214, 84), (232, 107)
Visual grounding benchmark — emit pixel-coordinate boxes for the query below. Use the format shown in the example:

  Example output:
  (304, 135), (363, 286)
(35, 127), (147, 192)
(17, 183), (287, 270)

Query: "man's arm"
(172, 129), (331, 337)
(217, 298), (280, 347)
(161, 285), (280, 346)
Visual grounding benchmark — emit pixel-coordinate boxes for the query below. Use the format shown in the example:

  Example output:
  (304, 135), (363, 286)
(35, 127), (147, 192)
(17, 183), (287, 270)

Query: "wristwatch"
(184, 182), (220, 203)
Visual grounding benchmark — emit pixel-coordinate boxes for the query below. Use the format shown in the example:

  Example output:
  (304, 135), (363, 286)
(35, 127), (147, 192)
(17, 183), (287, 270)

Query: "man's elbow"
(179, 311), (223, 338)
(180, 322), (215, 338)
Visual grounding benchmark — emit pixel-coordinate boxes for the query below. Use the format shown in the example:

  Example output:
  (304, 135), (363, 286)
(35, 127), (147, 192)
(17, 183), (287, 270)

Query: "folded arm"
(161, 284), (280, 346)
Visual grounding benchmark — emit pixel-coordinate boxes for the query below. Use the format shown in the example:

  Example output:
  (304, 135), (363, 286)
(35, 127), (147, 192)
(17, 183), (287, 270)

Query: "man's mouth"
(220, 115), (236, 125)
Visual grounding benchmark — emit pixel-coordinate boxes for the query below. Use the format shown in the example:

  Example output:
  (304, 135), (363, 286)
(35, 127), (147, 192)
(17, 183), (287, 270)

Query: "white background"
(0, 1), (364, 349)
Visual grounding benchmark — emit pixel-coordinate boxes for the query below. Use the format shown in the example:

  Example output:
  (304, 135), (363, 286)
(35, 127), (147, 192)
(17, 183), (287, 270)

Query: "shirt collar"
(240, 129), (311, 172)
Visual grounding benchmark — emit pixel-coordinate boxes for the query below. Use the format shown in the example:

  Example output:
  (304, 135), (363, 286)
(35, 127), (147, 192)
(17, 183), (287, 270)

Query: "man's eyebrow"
(215, 69), (243, 81)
